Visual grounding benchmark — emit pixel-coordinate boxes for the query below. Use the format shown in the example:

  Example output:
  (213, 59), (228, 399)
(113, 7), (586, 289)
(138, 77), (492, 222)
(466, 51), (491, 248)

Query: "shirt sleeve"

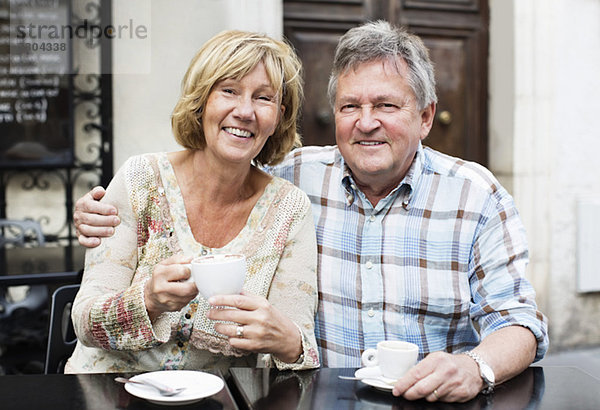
(469, 188), (549, 361)
(71, 157), (168, 351)
(261, 189), (320, 370)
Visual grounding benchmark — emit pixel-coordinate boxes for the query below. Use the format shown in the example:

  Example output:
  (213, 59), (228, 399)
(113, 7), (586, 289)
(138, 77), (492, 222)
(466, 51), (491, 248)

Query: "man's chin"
(351, 164), (396, 182)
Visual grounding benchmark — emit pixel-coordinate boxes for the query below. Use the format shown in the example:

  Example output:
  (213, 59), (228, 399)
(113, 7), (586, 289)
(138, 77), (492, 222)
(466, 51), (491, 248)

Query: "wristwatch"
(463, 351), (495, 394)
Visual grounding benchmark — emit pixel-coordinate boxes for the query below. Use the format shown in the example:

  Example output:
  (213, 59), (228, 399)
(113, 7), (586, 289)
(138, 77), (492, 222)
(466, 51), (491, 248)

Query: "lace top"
(66, 152), (319, 373)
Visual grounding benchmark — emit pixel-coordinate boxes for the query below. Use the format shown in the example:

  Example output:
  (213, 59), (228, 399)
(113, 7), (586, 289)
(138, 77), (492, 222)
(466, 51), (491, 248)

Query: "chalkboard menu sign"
(0, 0), (73, 168)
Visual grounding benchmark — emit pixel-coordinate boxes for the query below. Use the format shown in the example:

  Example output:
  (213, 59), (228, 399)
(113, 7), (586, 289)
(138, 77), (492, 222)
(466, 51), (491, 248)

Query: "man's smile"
(357, 140), (385, 146)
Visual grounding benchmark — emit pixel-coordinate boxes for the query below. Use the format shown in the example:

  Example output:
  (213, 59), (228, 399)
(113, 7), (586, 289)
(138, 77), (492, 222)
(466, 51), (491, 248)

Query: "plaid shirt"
(270, 143), (548, 367)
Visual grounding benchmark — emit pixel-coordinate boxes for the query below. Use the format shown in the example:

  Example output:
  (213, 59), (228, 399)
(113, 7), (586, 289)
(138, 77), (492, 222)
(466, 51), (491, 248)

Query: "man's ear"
(420, 102), (436, 140)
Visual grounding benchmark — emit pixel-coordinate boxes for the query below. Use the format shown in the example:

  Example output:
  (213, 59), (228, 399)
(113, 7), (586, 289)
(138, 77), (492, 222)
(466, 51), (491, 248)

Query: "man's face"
(334, 58), (434, 192)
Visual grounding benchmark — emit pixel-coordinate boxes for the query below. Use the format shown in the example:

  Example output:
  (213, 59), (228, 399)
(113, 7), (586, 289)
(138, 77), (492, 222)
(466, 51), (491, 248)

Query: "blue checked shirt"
(269, 143), (548, 368)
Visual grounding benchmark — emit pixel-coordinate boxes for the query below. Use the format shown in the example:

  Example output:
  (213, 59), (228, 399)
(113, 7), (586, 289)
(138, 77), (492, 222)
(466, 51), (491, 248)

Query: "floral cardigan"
(65, 153), (319, 373)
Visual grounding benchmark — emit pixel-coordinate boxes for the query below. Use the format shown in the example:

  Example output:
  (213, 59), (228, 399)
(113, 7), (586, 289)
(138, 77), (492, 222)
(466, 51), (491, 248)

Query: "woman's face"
(202, 62), (284, 167)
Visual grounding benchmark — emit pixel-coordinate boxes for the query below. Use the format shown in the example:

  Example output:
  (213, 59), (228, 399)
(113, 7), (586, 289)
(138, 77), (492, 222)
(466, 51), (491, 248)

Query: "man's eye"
(340, 104), (358, 112)
(376, 103), (398, 111)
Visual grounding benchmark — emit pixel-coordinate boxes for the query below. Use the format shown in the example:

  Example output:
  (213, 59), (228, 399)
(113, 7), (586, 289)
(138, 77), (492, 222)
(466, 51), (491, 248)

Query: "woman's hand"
(206, 292), (303, 363)
(144, 255), (199, 321)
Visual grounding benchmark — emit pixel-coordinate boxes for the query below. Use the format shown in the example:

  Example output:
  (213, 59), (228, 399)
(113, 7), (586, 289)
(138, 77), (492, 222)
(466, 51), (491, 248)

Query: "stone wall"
(112, 0), (283, 169)
(490, 0), (600, 352)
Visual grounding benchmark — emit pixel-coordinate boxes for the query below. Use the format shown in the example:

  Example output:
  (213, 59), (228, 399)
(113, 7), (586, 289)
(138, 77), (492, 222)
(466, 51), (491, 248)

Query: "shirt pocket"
(400, 267), (472, 348)
(423, 268), (470, 320)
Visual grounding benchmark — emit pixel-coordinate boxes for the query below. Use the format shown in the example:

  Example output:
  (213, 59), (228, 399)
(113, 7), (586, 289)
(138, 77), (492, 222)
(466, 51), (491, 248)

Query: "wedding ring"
(432, 389), (440, 400)
(236, 325), (244, 338)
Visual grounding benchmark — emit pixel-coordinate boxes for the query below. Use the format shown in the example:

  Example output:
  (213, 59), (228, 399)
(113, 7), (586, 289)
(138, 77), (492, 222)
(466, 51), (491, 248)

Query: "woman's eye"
(258, 95), (274, 102)
(222, 88), (235, 95)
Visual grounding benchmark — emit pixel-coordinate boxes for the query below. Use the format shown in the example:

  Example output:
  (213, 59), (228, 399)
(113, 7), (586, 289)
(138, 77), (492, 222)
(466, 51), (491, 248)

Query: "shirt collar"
(339, 142), (424, 209)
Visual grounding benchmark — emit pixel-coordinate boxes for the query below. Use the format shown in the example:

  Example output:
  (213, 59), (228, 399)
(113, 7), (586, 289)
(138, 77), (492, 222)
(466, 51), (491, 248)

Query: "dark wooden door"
(283, 0), (489, 165)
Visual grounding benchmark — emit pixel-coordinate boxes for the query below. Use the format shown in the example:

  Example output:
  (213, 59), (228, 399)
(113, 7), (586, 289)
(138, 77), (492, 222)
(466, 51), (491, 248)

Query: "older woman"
(65, 30), (319, 373)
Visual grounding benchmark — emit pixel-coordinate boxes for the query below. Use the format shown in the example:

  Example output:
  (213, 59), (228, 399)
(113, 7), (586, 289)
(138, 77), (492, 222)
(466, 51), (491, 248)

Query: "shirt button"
(368, 308), (375, 317)
(201, 249), (208, 256)
(366, 261), (373, 269)
(177, 341), (184, 348)
(369, 214), (376, 222)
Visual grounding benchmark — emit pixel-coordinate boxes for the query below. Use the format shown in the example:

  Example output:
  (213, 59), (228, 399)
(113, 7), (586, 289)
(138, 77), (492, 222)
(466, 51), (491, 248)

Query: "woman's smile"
(223, 127), (254, 138)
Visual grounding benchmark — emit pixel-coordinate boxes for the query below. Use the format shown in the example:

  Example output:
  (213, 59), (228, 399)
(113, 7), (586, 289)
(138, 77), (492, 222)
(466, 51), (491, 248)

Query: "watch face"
(481, 364), (495, 384)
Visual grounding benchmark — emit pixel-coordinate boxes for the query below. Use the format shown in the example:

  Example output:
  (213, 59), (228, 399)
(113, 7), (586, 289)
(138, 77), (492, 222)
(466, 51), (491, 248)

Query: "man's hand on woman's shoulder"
(74, 186), (120, 248)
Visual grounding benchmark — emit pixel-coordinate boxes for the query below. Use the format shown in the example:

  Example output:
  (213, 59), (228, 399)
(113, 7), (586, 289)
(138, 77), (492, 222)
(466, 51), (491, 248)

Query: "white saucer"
(355, 366), (396, 392)
(124, 370), (224, 406)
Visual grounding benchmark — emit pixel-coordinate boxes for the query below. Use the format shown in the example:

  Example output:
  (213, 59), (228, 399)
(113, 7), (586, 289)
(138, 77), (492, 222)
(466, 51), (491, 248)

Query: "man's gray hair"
(327, 20), (437, 110)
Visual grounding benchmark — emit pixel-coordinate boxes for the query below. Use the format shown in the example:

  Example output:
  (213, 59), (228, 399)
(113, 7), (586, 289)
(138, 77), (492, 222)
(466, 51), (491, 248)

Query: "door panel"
(283, 26), (350, 147)
(417, 28), (486, 163)
(403, 0), (480, 13)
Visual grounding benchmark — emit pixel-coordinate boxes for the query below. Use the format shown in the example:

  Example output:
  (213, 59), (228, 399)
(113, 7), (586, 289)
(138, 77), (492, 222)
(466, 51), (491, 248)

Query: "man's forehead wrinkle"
(338, 93), (397, 102)
(345, 56), (407, 78)
(338, 62), (411, 105)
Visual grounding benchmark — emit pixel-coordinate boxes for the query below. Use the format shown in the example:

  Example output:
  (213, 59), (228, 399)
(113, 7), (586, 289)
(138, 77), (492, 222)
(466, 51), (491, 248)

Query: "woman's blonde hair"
(171, 30), (303, 166)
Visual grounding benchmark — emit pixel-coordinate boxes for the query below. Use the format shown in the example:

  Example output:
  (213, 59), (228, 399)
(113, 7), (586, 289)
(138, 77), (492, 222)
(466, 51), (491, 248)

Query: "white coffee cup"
(185, 254), (246, 299)
(361, 340), (419, 380)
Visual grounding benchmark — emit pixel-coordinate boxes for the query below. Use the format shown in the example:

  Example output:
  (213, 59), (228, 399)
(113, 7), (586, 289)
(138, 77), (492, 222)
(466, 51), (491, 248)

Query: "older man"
(73, 21), (547, 403)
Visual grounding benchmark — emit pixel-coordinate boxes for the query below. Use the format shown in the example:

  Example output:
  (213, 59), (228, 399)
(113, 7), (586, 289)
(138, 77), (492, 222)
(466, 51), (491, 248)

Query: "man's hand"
(392, 351), (483, 402)
(74, 186), (120, 248)
(393, 326), (537, 402)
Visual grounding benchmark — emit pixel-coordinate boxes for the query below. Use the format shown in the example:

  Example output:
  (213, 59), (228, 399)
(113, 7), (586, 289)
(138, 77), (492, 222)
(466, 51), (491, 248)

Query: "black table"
(0, 245), (85, 286)
(0, 371), (239, 410)
(0, 245), (86, 374)
(229, 366), (600, 410)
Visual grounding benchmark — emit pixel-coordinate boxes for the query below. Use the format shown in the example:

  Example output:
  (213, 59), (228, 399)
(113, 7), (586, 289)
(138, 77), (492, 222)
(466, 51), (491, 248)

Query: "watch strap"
(463, 351), (495, 394)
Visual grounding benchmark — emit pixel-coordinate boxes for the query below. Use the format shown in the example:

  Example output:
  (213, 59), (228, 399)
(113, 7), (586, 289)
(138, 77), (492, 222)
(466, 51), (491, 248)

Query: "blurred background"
(1, 0), (599, 375)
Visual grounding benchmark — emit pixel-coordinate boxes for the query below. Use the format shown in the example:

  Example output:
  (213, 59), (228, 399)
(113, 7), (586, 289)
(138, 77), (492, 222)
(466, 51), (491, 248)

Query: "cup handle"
(361, 348), (378, 367)
(182, 263), (193, 283)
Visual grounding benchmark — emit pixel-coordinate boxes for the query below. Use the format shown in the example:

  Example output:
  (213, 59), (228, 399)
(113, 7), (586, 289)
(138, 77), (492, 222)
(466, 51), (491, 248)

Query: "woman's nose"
(233, 96), (255, 121)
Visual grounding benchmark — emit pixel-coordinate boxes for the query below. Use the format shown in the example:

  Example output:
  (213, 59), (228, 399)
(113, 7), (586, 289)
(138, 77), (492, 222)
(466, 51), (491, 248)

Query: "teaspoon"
(115, 376), (186, 396)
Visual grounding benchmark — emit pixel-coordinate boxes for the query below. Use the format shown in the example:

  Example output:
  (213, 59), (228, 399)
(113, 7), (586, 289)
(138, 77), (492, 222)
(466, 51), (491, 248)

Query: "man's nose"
(233, 96), (255, 121)
(355, 106), (380, 133)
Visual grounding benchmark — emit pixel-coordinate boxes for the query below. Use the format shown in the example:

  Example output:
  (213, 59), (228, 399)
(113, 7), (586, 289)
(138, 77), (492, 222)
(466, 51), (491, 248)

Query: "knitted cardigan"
(66, 153), (319, 373)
